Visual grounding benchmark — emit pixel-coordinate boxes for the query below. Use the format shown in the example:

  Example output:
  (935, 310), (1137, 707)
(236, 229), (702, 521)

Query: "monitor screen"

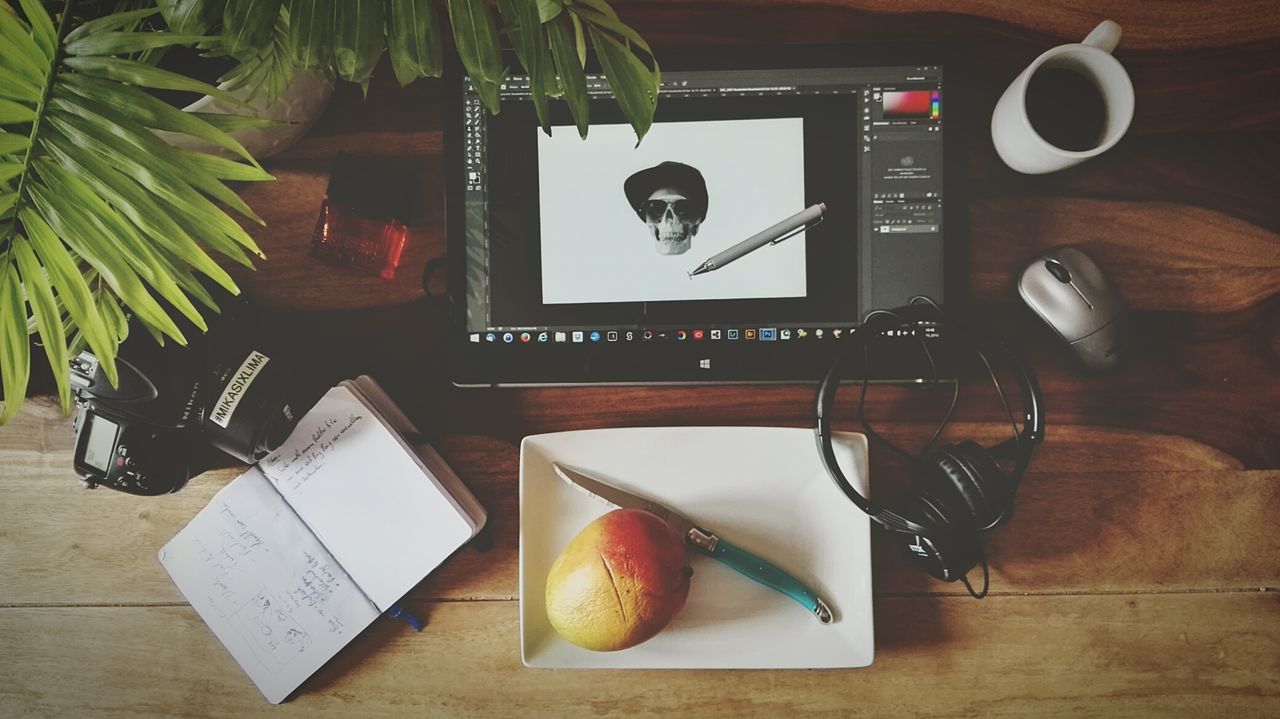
(449, 51), (954, 385)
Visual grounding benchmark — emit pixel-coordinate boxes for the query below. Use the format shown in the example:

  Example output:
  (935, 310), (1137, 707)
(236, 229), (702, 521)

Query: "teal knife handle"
(704, 536), (833, 623)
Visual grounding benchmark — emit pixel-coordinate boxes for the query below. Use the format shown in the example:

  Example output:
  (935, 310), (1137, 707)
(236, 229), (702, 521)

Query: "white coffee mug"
(991, 20), (1135, 174)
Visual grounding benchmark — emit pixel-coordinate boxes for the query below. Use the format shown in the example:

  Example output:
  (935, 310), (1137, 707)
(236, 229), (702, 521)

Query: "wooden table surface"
(3, 1), (1279, 716)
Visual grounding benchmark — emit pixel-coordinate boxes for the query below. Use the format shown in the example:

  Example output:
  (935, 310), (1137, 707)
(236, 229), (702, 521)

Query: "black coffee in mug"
(1024, 67), (1107, 152)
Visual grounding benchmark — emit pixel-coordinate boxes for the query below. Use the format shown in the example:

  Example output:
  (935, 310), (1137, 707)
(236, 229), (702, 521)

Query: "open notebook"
(159, 376), (486, 703)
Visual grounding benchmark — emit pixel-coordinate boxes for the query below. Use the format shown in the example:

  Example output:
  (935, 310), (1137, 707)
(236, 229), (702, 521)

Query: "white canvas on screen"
(537, 118), (808, 305)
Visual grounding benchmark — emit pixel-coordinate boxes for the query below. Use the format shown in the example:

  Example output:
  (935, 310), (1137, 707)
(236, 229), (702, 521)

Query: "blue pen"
(387, 603), (424, 631)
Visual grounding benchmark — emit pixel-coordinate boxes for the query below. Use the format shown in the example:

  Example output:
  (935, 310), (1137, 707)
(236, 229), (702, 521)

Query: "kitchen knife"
(552, 462), (833, 624)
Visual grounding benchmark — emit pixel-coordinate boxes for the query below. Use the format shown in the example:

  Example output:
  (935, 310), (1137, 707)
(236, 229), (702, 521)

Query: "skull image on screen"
(623, 162), (708, 256)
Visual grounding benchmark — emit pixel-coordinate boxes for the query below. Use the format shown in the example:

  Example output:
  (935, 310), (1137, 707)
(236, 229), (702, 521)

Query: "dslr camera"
(69, 297), (315, 495)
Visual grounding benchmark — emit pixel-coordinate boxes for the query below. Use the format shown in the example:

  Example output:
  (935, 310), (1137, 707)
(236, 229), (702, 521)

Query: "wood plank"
(619, 0), (1280, 50)
(3, 400), (1276, 605)
(971, 198), (1280, 311)
(2, 594), (1277, 717)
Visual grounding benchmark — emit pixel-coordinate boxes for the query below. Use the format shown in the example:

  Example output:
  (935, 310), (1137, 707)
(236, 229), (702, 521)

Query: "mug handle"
(1082, 20), (1122, 53)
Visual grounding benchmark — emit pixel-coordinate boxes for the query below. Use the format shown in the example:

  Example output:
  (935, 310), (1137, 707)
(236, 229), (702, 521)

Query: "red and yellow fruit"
(545, 508), (693, 651)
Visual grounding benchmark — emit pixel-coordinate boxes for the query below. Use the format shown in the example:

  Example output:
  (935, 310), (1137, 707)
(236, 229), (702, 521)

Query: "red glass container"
(310, 155), (417, 280)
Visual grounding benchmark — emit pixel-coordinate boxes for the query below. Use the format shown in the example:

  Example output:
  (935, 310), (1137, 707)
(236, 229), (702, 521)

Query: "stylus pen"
(689, 202), (826, 277)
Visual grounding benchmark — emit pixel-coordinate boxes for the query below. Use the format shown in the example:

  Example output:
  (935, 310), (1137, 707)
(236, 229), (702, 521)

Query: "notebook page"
(259, 386), (476, 610)
(158, 467), (380, 704)
(341, 377), (487, 528)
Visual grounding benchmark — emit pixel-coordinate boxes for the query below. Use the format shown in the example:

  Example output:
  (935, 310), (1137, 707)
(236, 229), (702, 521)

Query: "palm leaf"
(0, 0), (270, 424)
(211, 2), (295, 106)
(334, 0), (385, 89)
(286, 0), (333, 71)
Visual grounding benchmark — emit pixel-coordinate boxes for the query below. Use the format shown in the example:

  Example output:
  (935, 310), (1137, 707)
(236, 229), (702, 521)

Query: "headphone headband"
(814, 300), (1044, 534)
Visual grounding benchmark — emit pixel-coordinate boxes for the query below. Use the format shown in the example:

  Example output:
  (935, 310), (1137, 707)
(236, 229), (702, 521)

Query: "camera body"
(69, 303), (311, 495)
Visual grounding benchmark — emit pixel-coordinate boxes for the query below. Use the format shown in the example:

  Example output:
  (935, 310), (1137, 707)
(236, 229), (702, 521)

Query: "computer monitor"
(446, 45), (967, 386)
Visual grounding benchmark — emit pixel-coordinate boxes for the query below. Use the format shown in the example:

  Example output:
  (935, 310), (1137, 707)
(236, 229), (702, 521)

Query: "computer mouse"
(1018, 246), (1127, 371)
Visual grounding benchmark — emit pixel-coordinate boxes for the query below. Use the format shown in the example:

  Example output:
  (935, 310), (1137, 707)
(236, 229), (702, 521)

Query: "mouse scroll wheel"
(1045, 259), (1073, 283)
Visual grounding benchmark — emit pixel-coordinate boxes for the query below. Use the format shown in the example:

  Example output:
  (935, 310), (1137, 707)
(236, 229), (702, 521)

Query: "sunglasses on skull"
(640, 198), (703, 223)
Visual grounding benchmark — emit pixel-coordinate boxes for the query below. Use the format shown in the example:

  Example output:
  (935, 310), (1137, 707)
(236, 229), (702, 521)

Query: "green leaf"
(33, 160), (206, 334)
(61, 56), (247, 108)
(95, 285), (130, 344)
(64, 31), (210, 57)
(27, 181), (189, 345)
(0, 98), (36, 123)
(588, 26), (657, 141)
(388, 0), (444, 86)
(448, 0), (504, 111)
(157, 0), (227, 35)
(217, 9), (294, 105)
(63, 8), (161, 45)
(189, 111), (276, 133)
(546, 14), (588, 138)
(59, 73), (261, 167)
(570, 12), (586, 68)
(12, 236), (69, 412)
(0, 132), (29, 155)
(497, 0), (550, 131)
(287, 0), (333, 70)
(39, 129), (240, 294)
(20, 209), (118, 387)
(0, 9), (49, 85)
(571, 0), (619, 21)
(15, 0), (56, 59)
(0, 64), (42, 103)
(334, 0), (385, 85)
(570, 3), (655, 57)
(0, 191), (15, 217)
(46, 94), (265, 224)
(42, 111), (264, 259)
(535, 0), (564, 23)
(223, 0), (284, 58)
(180, 149), (274, 182)
(0, 163), (22, 184)
(0, 260), (30, 425)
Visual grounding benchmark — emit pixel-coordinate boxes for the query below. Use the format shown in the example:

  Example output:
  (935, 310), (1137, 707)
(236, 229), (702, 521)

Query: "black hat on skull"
(623, 161), (708, 222)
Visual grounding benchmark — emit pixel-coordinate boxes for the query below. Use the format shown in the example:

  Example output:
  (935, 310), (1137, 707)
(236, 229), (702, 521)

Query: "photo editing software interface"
(460, 64), (944, 348)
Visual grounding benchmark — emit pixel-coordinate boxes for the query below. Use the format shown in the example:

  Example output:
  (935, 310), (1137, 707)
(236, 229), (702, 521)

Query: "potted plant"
(0, 0), (658, 424)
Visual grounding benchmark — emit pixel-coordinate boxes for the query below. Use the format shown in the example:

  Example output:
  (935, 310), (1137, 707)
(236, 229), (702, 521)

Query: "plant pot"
(163, 67), (336, 160)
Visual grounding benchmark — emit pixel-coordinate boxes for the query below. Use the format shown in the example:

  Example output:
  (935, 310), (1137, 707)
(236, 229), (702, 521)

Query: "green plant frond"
(12, 236), (70, 411)
(333, 0), (385, 87)
(20, 209), (118, 387)
(1, 0), (277, 421)
(0, 259), (30, 425)
(58, 72), (261, 167)
(13, 0), (56, 58)
(216, 4), (294, 106)
(64, 31), (211, 57)
(0, 97), (36, 123)
(156, 0), (226, 36)
(222, 0), (284, 59)
(29, 163), (201, 338)
(61, 55), (246, 107)
(62, 7), (161, 44)
(389, 0), (444, 86)
(38, 130), (239, 294)
(286, 0), (333, 71)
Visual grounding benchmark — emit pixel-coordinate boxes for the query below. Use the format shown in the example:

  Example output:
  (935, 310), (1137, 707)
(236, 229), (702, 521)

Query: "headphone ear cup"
(899, 491), (982, 582)
(925, 441), (1009, 528)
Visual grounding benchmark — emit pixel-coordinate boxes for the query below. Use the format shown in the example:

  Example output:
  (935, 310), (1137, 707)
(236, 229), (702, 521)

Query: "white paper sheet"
(258, 386), (477, 611)
(158, 468), (380, 704)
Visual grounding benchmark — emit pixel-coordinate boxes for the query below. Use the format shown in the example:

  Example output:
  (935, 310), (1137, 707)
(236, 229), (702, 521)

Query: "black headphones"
(814, 299), (1044, 597)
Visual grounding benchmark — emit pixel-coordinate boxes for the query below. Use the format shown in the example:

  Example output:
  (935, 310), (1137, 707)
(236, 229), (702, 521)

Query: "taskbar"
(469, 323), (940, 345)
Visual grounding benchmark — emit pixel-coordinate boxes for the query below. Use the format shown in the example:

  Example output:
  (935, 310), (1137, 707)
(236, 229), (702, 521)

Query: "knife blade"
(552, 462), (834, 624)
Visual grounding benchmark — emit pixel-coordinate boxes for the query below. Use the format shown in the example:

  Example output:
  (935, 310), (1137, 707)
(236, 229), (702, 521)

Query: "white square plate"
(519, 427), (873, 668)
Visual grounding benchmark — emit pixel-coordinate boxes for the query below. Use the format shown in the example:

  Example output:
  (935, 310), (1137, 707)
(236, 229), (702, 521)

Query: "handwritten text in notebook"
(264, 412), (367, 493)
